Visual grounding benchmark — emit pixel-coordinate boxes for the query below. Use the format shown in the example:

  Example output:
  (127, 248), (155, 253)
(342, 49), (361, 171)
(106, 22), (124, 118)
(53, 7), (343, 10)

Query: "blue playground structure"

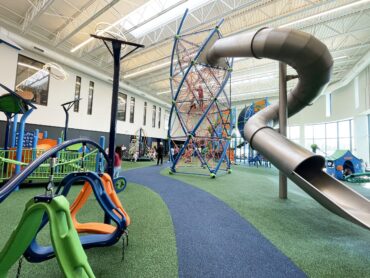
(326, 150), (363, 180)
(234, 98), (271, 167)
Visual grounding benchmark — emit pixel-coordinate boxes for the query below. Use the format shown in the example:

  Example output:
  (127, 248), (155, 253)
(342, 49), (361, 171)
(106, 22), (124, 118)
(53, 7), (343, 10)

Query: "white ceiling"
(0, 0), (369, 104)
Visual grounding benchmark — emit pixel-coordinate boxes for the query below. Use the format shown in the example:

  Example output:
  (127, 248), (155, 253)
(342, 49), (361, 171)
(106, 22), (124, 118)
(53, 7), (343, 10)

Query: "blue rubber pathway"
(123, 165), (306, 278)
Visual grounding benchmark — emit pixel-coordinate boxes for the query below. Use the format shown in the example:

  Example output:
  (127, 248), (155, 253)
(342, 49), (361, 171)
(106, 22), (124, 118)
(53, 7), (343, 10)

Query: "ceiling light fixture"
(70, 0), (212, 53)
(157, 90), (171, 95)
(129, 0), (212, 38)
(124, 60), (174, 79)
(333, 55), (348, 60)
(17, 62), (43, 71)
(71, 0), (185, 53)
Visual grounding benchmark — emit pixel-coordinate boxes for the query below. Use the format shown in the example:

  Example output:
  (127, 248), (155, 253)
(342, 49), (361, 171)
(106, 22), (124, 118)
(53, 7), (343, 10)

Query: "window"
(158, 107), (161, 129)
(338, 120), (352, 150)
(143, 102), (147, 126)
(118, 93), (127, 121)
(326, 122), (337, 155)
(287, 126), (300, 144)
(304, 119), (354, 155)
(15, 55), (50, 106)
(74, 76), (81, 112)
(164, 110), (170, 131)
(152, 105), (156, 128)
(129, 97), (135, 123)
(87, 81), (94, 115)
(325, 93), (332, 117)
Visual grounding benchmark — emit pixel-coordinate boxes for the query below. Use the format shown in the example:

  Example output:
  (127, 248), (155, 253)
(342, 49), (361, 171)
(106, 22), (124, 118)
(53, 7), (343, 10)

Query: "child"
(133, 151), (139, 162)
(188, 97), (197, 113)
(114, 146), (123, 178)
(197, 85), (204, 109)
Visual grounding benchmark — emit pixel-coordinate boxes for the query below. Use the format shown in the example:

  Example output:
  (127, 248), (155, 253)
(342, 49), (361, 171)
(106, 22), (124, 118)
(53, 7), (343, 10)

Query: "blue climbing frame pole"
(3, 114), (11, 151)
(32, 129), (39, 161)
(11, 114), (18, 148)
(169, 15), (229, 173)
(15, 108), (34, 174)
(96, 136), (105, 173)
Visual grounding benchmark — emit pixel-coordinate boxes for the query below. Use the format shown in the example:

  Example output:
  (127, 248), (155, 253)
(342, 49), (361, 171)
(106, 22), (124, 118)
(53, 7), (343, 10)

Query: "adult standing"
(156, 142), (164, 165)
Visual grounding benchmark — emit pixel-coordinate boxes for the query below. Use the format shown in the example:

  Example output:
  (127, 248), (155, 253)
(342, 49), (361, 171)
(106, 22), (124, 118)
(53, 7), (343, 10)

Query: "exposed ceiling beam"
(2, 26), (170, 108)
(326, 49), (370, 94)
(54, 0), (120, 46)
(21, 0), (56, 33)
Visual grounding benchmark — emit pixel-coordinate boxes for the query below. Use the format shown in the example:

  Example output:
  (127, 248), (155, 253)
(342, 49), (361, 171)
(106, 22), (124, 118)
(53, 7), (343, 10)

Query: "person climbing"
(156, 142), (164, 165)
(197, 84), (204, 110)
(188, 96), (197, 113)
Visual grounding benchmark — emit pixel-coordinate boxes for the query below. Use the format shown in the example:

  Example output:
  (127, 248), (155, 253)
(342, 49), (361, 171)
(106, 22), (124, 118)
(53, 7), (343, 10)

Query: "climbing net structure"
(168, 11), (233, 177)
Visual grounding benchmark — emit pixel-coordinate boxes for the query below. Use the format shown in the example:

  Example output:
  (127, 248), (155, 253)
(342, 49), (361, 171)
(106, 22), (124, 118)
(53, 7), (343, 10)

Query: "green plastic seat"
(0, 195), (95, 277)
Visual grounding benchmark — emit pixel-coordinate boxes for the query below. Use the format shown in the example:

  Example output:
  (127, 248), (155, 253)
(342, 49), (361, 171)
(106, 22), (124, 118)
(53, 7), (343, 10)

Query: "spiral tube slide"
(205, 28), (370, 229)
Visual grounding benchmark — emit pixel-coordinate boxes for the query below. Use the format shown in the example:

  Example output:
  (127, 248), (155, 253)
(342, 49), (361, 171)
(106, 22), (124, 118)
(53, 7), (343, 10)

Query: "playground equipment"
(0, 83), (36, 175)
(67, 173), (130, 234)
(0, 196), (95, 277)
(237, 98), (270, 136)
(201, 25), (370, 229)
(0, 138), (98, 184)
(326, 150), (363, 180)
(235, 99), (270, 167)
(168, 10), (233, 177)
(123, 128), (151, 161)
(90, 24), (144, 180)
(0, 138), (129, 271)
(61, 98), (82, 141)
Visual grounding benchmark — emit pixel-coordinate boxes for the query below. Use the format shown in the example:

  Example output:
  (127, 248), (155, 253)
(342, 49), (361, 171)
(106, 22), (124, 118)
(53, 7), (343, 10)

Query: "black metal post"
(138, 128), (142, 157)
(279, 62), (288, 199)
(63, 106), (69, 141)
(107, 41), (122, 179)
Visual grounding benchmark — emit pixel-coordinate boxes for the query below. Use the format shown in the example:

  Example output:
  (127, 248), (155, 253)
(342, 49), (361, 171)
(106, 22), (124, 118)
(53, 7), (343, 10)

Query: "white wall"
(0, 44), (168, 139)
(289, 65), (370, 164)
(0, 43), (18, 88)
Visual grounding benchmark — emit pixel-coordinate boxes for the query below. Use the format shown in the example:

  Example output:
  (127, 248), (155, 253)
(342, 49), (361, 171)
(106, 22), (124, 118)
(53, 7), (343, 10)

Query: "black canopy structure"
(90, 34), (144, 179)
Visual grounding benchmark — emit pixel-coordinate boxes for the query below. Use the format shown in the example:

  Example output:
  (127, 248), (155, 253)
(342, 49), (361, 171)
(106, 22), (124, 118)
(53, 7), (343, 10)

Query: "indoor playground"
(1, 1), (370, 277)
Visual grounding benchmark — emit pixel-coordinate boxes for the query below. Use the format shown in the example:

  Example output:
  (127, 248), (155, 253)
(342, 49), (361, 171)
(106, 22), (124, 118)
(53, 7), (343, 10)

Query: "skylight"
(122, 0), (212, 38)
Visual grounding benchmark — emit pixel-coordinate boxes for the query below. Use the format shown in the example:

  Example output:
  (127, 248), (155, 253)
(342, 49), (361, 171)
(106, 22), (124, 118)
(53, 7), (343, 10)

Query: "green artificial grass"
(122, 160), (157, 171)
(162, 166), (370, 277)
(0, 182), (178, 277)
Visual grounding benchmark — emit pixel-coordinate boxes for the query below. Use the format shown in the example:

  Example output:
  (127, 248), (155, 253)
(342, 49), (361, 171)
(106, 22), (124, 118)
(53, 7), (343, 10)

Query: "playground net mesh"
(168, 24), (232, 176)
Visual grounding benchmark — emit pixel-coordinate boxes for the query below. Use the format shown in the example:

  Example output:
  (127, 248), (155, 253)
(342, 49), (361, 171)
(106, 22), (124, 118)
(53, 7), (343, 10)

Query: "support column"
(279, 62), (288, 199)
(107, 41), (122, 179)
(15, 108), (34, 174)
(63, 106), (69, 141)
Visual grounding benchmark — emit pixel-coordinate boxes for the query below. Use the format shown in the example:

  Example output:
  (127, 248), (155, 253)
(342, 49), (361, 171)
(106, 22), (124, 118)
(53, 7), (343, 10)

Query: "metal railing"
(0, 148), (98, 183)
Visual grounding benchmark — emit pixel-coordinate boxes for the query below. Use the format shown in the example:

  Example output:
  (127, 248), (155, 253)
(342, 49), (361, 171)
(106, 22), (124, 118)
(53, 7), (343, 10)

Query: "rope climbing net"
(168, 11), (233, 177)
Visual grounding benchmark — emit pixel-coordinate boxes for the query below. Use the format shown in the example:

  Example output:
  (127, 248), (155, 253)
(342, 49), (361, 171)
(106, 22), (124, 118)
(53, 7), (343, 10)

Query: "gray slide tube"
(205, 28), (370, 229)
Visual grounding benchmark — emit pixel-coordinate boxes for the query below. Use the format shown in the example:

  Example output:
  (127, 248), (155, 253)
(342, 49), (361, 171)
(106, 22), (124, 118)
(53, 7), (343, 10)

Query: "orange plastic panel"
(69, 173), (130, 234)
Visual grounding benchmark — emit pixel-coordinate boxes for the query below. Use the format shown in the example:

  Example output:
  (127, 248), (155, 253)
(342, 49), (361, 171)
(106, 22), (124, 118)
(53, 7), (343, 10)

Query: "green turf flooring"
(122, 160), (157, 171)
(0, 182), (178, 277)
(162, 165), (370, 277)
